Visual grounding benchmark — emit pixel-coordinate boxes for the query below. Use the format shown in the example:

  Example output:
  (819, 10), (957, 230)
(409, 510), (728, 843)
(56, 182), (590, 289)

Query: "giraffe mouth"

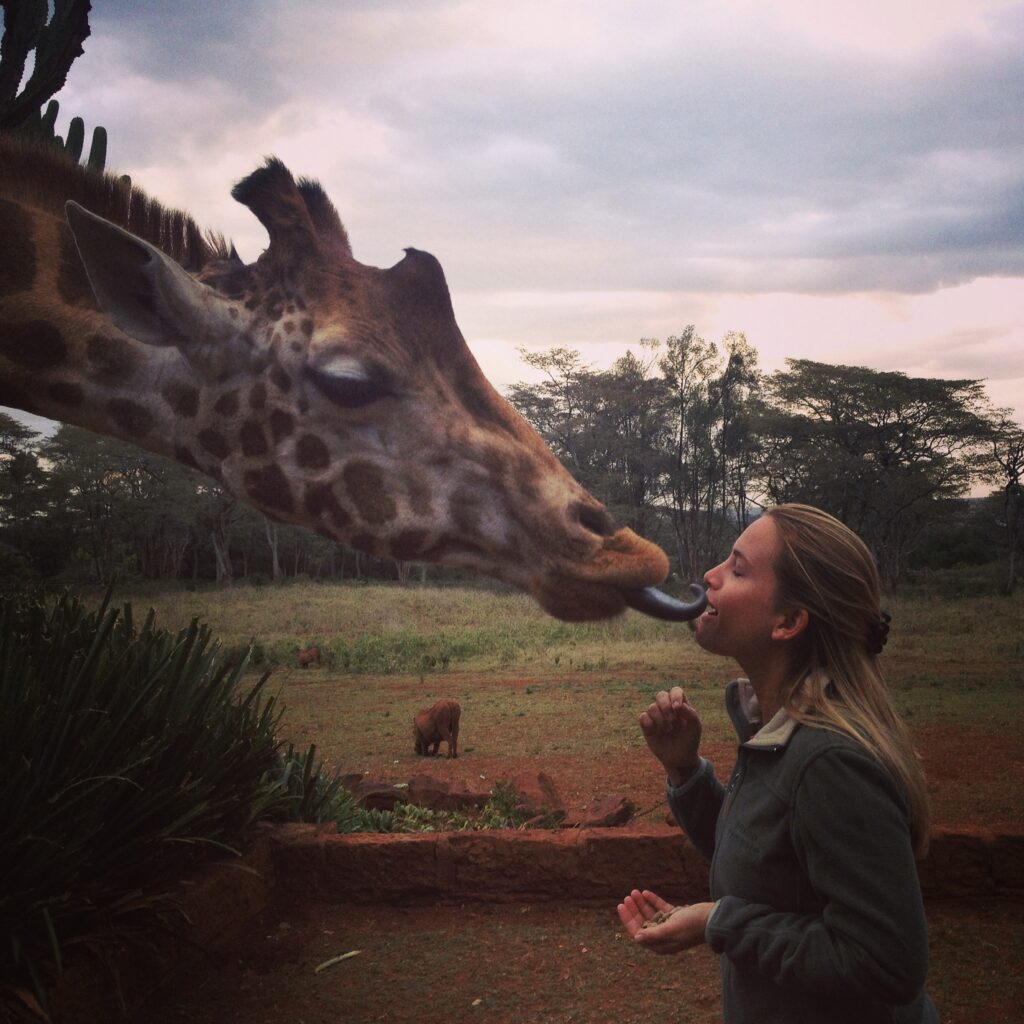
(620, 583), (708, 622)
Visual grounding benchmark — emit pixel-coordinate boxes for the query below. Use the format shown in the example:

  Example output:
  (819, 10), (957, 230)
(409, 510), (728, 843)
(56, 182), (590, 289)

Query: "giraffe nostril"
(573, 501), (616, 538)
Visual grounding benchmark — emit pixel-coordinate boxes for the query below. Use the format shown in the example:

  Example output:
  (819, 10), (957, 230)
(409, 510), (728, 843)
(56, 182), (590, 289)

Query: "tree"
(591, 342), (671, 538)
(507, 347), (602, 485)
(758, 360), (994, 586)
(654, 329), (762, 580)
(984, 415), (1024, 594)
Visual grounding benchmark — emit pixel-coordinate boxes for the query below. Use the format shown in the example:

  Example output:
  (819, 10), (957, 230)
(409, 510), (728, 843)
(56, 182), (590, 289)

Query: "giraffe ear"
(66, 201), (252, 380)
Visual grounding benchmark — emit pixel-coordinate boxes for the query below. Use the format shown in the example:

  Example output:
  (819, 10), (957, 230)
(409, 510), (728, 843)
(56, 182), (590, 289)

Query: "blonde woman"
(618, 504), (937, 1024)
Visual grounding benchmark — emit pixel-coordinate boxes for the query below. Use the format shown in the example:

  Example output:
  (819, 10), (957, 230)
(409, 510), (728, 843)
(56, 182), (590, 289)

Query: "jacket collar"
(724, 676), (809, 749)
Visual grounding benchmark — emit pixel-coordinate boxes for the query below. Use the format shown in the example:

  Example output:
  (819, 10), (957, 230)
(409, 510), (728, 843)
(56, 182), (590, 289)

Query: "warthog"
(298, 645), (321, 668)
(413, 699), (461, 759)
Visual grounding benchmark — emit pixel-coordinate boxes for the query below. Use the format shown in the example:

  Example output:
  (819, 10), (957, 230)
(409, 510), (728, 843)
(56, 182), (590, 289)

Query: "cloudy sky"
(20, 0), (1024, 423)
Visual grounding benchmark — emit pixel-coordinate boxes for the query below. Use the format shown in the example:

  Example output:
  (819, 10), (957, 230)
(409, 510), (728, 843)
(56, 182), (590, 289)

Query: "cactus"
(0, 0), (92, 130)
(10, 96), (110, 173)
(64, 114), (85, 162)
(87, 125), (107, 172)
(0, 4), (111, 173)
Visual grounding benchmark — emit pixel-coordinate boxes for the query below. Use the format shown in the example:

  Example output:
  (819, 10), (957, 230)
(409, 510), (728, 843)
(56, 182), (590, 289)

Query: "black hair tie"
(866, 612), (892, 655)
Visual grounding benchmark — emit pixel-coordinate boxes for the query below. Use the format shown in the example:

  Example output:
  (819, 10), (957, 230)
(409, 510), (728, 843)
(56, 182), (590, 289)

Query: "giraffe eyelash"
(306, 364), (396, 408)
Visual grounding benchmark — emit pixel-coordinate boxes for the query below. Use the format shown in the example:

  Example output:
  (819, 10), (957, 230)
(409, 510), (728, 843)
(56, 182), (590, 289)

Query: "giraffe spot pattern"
(351, 531), (382, 555)
(343, 460), (397, 524)
(296, 433), (330, 470)
(0, 199), (36, 297)
(86, 333), (139, 379)
(449, 488), (484, 538)
(270, 364), (291, 392)
(48, 381), (84, 406)
(214, 390), (240, 416)
(240, 419), (269, 456)
(304, 482), (352, 531)
(245, 464), (295, 514)
(409, 478), (434, 517)
(108, 398), (154, 436)
(249, 382), (267, 410)
(175, 446), (202, 471)
(390, 529), (430, 560)
(0, 320), (68, 370)
(198, 428), (232, 459)
(269, 408), (295, 441)
(161, 381), (200, 418)
(57, 227), (99, 308)
(0, 379), (34, 412)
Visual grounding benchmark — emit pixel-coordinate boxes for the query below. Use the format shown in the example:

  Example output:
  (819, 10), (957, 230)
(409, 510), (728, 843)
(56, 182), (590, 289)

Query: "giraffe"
(0, 134), (704, 622)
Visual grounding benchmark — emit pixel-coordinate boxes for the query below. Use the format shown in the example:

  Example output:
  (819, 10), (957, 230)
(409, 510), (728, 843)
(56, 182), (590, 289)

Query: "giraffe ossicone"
(0, 136), (705, 622)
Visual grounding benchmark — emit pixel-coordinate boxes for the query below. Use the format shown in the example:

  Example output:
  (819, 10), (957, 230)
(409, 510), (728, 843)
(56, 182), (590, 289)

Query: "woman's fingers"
(642, 691), (695, 736)
(641, 890), (676, 914)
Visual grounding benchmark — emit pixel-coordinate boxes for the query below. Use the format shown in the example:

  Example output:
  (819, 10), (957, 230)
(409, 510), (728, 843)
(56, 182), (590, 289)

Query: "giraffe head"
(43, 156), (698, 620)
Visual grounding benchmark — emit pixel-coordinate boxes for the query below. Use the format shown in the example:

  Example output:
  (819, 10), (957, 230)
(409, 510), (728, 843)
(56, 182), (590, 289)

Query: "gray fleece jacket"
(667, 678), (938, 1024)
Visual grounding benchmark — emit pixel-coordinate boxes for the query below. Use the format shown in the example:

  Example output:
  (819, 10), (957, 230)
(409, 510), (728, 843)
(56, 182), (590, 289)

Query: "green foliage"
(0, 589), (300, 1018)
(326, 780), (562, 835)
(271, 744), (348, 825)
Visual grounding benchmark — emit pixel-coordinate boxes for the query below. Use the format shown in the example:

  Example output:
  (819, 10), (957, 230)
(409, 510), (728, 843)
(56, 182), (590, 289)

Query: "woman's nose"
(704, 563), (722, 589)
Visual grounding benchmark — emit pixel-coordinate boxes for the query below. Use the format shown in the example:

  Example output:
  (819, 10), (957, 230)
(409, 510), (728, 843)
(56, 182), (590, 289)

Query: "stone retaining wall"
(268, 823), (1024, 904)
(52, 824), (1023, 1021)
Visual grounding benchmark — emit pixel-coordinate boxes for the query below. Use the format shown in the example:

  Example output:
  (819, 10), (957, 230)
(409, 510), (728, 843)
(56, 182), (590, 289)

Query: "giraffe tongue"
(621, 583), (708, 622)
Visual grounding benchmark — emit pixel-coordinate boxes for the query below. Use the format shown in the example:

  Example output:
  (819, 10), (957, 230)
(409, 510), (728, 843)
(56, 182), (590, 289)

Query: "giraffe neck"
(1, 203), (196, 459)
(0, 139), (228, 471)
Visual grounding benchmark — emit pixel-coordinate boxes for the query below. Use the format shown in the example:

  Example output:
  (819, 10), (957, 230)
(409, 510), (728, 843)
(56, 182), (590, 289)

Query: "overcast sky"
(15, 0), (1024, 426)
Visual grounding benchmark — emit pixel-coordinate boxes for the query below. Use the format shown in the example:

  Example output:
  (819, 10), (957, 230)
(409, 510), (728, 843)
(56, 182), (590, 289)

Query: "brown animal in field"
(298, 645), (321, 668)
(413, 699), (461, 759)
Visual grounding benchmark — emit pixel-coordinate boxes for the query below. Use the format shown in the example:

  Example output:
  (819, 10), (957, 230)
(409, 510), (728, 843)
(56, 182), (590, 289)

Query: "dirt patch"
(64, 704), (1024, 1022)
(137, 896), (1023, 1024)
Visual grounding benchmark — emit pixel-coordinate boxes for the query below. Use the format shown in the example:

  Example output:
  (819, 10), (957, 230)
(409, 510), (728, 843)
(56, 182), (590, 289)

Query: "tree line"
(1, 330), (1022, 594)
(506, 330), (1022, 594)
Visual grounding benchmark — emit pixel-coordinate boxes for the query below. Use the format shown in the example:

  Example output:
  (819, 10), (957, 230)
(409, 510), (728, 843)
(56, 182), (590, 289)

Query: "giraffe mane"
(0, 134), (231, 271)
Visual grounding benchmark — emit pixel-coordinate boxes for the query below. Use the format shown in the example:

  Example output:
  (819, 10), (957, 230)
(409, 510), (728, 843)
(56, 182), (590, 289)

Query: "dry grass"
(80, 578), (1024, 830)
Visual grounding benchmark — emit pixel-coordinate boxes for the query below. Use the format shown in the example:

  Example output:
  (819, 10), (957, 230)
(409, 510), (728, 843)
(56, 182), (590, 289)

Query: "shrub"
(0, 590), (300, 1020)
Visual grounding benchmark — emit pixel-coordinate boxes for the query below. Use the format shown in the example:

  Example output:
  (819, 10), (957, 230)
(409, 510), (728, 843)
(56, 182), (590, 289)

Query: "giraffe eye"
(308, 366), (394, 408)
(307, 359), (395, 408)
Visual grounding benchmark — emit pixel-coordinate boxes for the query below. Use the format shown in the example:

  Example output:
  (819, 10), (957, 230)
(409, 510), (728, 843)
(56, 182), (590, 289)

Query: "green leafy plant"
(0, 589), (300, 1020)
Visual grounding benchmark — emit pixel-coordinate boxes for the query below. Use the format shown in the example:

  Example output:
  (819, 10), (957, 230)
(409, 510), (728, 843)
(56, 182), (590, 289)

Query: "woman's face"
(695, 515), (787, 664)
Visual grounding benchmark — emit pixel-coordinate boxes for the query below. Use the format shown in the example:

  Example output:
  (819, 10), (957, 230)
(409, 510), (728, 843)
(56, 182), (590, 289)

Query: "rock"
(502, 771), (566, 817)
(406, 773), (490, 812)
(563, 795), (636, 828)
(346, 778), (407, 811)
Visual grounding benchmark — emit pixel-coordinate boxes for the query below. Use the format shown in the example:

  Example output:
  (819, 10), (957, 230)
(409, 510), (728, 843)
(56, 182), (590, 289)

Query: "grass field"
(82, 578), (1024, 831)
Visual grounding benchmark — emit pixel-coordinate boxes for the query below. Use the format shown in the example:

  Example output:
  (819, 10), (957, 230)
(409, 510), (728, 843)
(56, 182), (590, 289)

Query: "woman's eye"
(307, 366), (394, 408)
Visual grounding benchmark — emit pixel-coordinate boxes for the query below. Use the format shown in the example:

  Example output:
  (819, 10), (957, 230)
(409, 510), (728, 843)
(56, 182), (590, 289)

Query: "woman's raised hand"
(640, 686), (703, 785)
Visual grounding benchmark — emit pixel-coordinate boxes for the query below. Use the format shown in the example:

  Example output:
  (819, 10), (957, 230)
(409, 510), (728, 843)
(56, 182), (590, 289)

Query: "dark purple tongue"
(621, 583), (707, 621)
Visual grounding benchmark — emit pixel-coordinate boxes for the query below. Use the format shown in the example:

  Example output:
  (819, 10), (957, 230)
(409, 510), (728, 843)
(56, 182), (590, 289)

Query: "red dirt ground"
(138, 897), (1022, 1024)
(124, 719), (1024, 1024)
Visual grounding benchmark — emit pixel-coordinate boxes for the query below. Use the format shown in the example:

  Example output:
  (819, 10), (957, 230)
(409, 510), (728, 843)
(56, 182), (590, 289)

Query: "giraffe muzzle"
(621, 583), (708, 621)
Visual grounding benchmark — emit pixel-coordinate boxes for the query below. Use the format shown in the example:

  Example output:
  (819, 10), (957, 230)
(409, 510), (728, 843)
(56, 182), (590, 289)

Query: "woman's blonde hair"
(765, 503), (931, 857)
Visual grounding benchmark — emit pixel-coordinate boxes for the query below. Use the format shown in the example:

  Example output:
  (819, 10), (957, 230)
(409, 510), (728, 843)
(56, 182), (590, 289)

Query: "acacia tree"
(985, 415), (1024, 594)
(591, 342), (671, 538)
(508, 344), (672, 540)
(657, 328), (726, 579)
(757, 360), (994, 586)
(654, 329), (762, 580)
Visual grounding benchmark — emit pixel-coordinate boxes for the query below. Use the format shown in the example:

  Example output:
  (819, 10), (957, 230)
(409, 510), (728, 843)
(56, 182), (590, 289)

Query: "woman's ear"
(772, 606), (809, 643)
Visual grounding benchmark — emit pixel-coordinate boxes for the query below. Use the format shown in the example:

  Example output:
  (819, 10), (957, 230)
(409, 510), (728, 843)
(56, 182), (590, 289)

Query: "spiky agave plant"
(0, 589), (297, 1020)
